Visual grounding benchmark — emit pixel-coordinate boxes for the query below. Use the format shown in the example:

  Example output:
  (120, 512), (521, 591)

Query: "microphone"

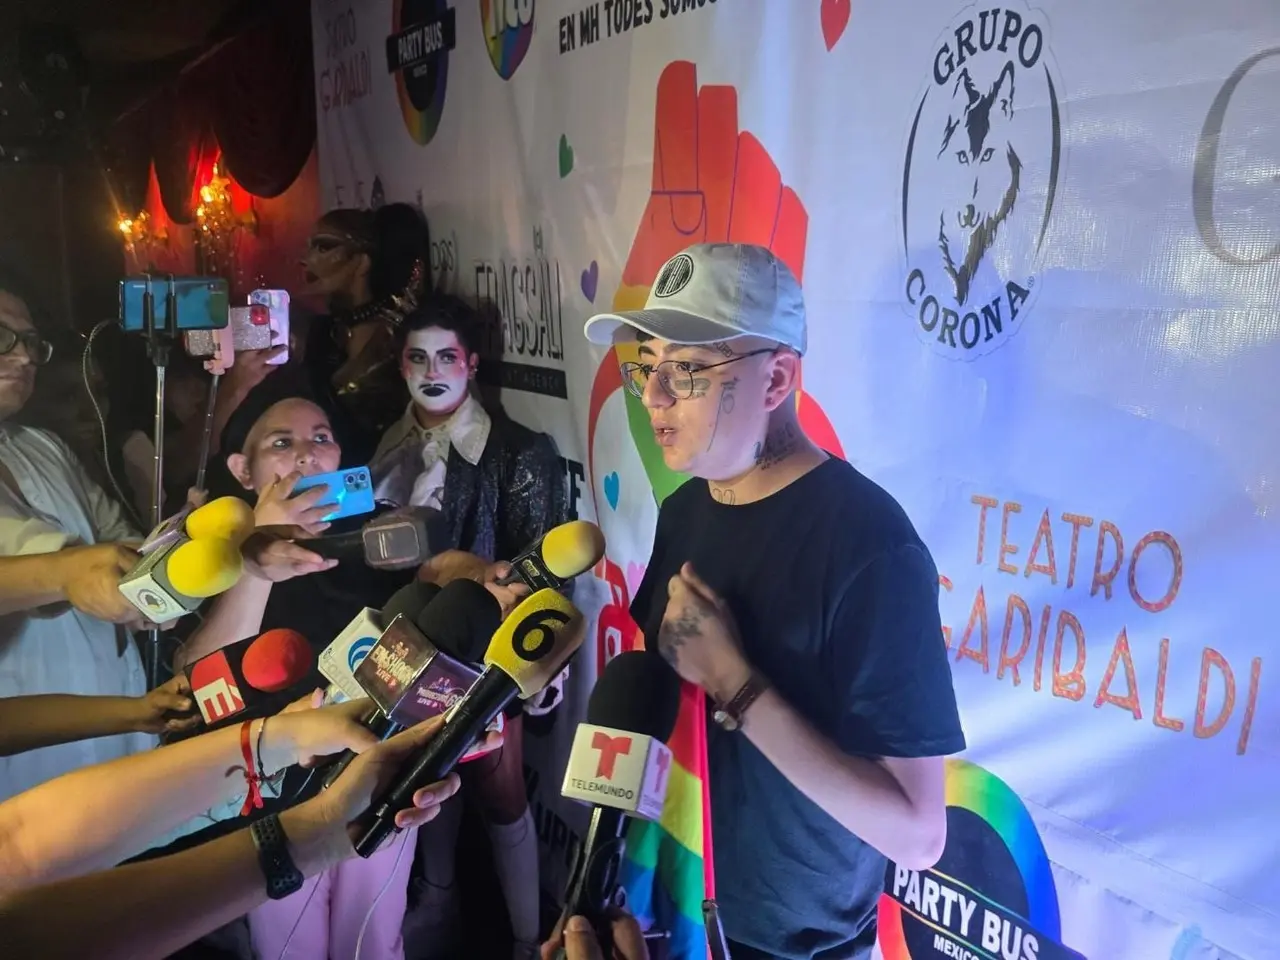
(557, 652), (682, 957)
(317, 581), (441, 704)
(361, 507), (445, 570)
(496, 520), (606, 591)
(185, 628), (315, 726)
(306, 506), (446, 570)
(353, 587), (586, 857)
(354, 579), (501, 727)
(320, 579), (501, 788)
(119, 497), (255, 622)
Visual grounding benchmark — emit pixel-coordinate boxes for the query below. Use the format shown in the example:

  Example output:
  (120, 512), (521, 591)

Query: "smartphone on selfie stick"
(118, 275), (230, 688)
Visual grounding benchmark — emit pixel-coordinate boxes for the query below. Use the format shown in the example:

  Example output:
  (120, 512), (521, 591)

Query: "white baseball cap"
(583, 243), (806, 355)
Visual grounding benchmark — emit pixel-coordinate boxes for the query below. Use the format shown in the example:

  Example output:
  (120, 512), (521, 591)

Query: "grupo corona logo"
(387, 0), (457, 146)
(878, 760), (1086, 960)
(479, 0), (534, 79)
(901, 2), (1064, 359)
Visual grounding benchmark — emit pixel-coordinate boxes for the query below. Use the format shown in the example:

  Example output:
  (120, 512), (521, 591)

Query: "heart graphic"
(558, 134), (574, 178)
(820, 0), (851, 51)
(603, 472), (620, 510)
(624, 562), (646, 599)
(580, 260), (599, 302)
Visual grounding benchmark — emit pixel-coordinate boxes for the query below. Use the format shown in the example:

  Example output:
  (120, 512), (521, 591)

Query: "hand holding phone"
(290, 467), (376, 523)
(254, 473), (337, 536)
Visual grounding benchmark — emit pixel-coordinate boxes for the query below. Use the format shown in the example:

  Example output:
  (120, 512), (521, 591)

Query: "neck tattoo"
(753, 420), (802, 470)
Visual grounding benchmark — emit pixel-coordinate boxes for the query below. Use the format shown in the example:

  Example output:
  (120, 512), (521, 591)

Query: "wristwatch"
(712, 673), (768, 731)
(250, 814), (305, 900)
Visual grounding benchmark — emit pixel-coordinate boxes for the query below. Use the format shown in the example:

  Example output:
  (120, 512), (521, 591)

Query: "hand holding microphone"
(132, 674), (201, 736)
(58, 542), (149, 625)
(556, 652), (681, 959)
(353, 587), (587, 857)
(542, 914), (650, 960)
(118, 497), (257, 623)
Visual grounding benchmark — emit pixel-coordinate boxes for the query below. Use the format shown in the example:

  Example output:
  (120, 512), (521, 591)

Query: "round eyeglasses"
(0, 324), (52, 366)
(620, 347), (777, 400)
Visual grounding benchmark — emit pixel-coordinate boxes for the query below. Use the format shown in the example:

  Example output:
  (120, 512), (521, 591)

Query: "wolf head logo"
(937, 61), (1021, 306)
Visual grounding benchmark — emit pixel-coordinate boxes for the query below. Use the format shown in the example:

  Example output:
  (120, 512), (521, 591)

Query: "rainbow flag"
(618, 679), (714, 960)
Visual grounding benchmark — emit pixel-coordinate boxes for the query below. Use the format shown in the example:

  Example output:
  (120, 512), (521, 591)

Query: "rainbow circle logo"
(878, 759), (1087, 960)
(479, 0), (534, 79)
(388, 0), (456, 146)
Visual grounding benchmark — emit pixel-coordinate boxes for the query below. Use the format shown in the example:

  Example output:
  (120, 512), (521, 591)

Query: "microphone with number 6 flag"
(184, 628), (314, 727)
(353, 587), (586, 856)
(555, 652), (682, 959)
(495, 520), (606, 592)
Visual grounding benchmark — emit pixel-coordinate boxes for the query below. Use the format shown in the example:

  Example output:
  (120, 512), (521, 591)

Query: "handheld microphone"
(317, 581), (441, 703)
(184, 628), (315, 726)
(354, 579), (500, 727)
(119, 497), (255, 621)
(353, 588), (585, 857)
(321, 579), (499, 788)
(306, 506), (446, 570)
(496, 520), (606, 591)
(556, 652), (682, 958)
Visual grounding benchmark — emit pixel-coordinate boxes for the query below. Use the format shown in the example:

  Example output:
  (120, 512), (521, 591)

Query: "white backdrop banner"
(310, 1), (1280, 957)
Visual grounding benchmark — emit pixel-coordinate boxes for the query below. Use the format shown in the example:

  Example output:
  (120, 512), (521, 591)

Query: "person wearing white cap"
(584, 243), (966, 960)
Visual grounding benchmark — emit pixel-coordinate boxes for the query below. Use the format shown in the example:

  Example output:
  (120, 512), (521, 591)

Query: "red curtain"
(106, 0), (315, 219)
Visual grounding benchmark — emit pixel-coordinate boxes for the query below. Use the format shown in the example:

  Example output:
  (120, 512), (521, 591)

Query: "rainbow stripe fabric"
(618, 679), (714, 959)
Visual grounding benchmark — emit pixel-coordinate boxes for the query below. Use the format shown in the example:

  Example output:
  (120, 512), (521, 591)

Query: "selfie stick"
(143, 275), (178, 689)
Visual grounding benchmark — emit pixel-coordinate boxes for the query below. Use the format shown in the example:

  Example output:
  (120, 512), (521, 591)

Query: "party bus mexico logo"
(878, 760), (1087, 960)
(386, 0), (457, 146)
(480, 0), (535, 78)
(902, 3), (1063, 360)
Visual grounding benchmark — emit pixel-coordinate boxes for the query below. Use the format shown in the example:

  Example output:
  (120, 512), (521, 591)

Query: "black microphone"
(555, 652), (682, 959)
(306, 506), (447, 570)
(352, 588), (586, 857)
(321, 579), (500, 788)
(494, 520), (606, 591)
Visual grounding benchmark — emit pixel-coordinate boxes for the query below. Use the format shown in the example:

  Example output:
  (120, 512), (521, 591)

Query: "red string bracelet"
(239, 720), (264, 816)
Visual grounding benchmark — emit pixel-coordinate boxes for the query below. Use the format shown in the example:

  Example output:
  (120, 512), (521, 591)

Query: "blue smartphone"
(292, 467), (376, 521)
(119, 276), (230, 332)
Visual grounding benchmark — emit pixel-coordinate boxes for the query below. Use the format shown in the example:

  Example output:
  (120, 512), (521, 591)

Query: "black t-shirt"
(631, 458), (966, 960)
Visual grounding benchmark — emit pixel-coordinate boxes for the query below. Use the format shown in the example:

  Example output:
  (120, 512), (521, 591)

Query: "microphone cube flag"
(353, 615), (483, 726)
(562, 723), (673, 822)
(117, 534), (203, 623)
(189, 650), (246, 723)
(318, 607), (382, 702)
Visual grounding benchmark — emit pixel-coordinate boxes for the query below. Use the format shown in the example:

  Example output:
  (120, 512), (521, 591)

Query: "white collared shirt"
(0, 425), (153, 803)
(371, 393), (492, 509)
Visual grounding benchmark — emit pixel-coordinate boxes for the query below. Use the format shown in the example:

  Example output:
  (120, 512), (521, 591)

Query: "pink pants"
(248, 826), (417, 960)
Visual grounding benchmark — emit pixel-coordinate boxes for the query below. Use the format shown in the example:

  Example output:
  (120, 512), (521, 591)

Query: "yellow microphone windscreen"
(168, 537), (244, 598)
(185, 497), (256, 545)
(484, 588), (584, 699)
(541, 521), (606, 580)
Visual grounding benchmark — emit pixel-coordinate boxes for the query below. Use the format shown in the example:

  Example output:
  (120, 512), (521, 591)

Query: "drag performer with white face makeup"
(371, 295), (569, 960)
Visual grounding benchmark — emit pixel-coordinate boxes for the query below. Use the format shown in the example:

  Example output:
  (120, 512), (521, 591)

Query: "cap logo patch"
(653, 253), (695, 298)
